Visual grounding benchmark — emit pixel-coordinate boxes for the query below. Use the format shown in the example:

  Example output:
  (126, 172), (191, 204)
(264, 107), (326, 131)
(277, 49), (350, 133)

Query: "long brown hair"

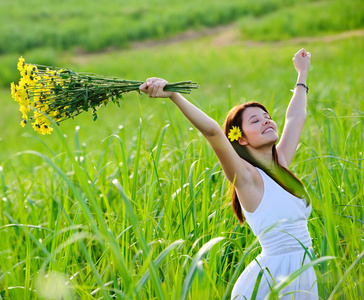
(223, 102), (310, 224)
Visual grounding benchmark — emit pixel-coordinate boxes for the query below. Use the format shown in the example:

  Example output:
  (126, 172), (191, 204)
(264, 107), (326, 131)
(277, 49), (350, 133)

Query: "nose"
(263, 119), (270, 125)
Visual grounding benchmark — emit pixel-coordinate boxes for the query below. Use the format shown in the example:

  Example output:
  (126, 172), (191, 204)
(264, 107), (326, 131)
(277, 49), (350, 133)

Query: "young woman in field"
(139, 48), (317, 299)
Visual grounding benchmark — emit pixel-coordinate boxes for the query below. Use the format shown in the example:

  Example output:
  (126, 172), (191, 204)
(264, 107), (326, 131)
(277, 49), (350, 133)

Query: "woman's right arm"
(139, 78), (254, 186)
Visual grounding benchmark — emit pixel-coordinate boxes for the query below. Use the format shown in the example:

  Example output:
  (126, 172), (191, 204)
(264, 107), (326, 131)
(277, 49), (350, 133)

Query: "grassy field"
(1, 0), (320, 55)
(1, 1), (363, 300)
(239, 0), (364, 41)
(1, 0), (364, 88)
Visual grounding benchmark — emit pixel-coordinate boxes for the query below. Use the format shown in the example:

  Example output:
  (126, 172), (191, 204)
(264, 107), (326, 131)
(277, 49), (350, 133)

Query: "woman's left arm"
(277, 48), (311, 167)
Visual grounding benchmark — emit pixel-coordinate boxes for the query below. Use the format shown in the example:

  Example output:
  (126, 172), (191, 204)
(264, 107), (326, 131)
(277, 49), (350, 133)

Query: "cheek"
(243, 125), (260, 138)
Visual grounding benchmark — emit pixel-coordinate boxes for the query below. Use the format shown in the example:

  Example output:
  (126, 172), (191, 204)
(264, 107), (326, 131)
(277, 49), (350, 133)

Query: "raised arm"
(139, 78), (255, 186)
(277, 49), (311, 167)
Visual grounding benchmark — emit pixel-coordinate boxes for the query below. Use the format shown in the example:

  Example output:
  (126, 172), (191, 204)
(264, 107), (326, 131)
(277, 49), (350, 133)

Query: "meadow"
(0, 1), (364, 299)
(0, 0), (323, 56)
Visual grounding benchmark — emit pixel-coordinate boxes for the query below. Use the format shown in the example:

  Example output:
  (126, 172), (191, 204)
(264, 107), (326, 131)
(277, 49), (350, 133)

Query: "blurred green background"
(0, 0), (363, 299)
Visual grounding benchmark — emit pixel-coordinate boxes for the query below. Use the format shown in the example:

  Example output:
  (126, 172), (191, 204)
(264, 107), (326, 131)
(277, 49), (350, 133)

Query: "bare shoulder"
(206, 130), (257, 184)
(205, 130), (264, 212)
(234, 165), (264, 213)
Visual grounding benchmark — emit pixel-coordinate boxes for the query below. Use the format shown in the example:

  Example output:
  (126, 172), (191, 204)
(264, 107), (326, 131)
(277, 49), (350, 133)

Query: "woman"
(139, 48), (317, 299)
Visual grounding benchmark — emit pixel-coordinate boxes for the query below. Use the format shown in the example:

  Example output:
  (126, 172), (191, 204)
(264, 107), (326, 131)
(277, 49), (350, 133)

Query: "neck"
(247, 144), (275, 169)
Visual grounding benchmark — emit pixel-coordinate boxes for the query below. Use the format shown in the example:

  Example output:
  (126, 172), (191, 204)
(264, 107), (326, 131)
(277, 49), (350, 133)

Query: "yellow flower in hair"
(228, 126), (242, 142)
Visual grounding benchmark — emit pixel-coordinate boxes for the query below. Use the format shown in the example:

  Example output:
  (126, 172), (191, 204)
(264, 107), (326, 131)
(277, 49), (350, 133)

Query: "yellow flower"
(20, 64), (38, 86)
(10, 82), (16, 99)
(13, 85), (29, 105)
(32, 121), (42, 134)
(228, 126), (242, 142)
(20, 120), (27, 127)
(19, 105), (30, 120)
(40, 124), (53, 135)
(17, 56), (25, 72)
(33, 111), (47, 124)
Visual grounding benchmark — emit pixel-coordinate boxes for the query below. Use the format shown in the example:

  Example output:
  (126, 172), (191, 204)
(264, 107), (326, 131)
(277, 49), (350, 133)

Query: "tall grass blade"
(180, 237), (226, 300)
(251, 267), (266, 300)
(328, 250), (364, 300)
(137, 239), (185, 292)
(113, 179), (165, 299)
(132, 118), (143, 200)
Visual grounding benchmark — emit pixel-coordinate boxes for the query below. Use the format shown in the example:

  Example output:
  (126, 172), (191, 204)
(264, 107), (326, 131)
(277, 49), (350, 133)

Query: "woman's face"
(240, 106), (278, 149)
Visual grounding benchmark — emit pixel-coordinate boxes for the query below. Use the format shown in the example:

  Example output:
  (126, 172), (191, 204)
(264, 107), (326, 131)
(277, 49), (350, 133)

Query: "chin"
(266, 134), (279, 144)
(271, 132), (279, 142)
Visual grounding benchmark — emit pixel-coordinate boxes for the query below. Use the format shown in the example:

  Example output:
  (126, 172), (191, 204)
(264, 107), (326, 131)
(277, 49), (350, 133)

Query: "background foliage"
(0, 0), (363, 299)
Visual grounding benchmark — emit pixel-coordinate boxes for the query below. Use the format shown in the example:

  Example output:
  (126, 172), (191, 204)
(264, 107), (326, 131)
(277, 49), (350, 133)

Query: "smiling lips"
(262, 126), (275, 134)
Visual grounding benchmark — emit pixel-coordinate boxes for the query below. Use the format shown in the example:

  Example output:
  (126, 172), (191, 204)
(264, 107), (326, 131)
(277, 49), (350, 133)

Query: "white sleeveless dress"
(231, 168), (318, 300)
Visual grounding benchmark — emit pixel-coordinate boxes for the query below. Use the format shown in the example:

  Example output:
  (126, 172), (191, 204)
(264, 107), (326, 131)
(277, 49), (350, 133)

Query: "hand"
(292, 48), (311, 75)
(139, 77), (174, 98)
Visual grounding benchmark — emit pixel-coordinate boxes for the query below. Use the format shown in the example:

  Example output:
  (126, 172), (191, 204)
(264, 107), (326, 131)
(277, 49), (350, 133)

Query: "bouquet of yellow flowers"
(11, 57), (199, 135)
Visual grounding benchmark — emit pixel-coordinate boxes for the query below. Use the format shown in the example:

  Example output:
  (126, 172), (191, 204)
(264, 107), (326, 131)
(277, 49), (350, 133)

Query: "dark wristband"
(295, 83), (309, 94)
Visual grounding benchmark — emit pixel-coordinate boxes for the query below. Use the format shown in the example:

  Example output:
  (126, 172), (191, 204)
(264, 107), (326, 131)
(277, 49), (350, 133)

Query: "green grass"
(1, 0), (362, 89)
(1, 2), (364, 298)
(240, 0), (364, 41)
(1, 34), (363, 298)
(0, 0), (317, 55)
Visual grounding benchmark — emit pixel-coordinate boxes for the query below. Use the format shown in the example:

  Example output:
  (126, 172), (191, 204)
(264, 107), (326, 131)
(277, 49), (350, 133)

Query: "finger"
(148, 82), (158, 98)
(294, 48), (305, 58)
(146, 77), (158, 87)
(301, 49), (307, 57)
(139, 83), (147, 92)
(156, 81), (165, 96)
(144, 81), (156, 97)
(294, 48), (302, 57)
(153, 82), (163, 98)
